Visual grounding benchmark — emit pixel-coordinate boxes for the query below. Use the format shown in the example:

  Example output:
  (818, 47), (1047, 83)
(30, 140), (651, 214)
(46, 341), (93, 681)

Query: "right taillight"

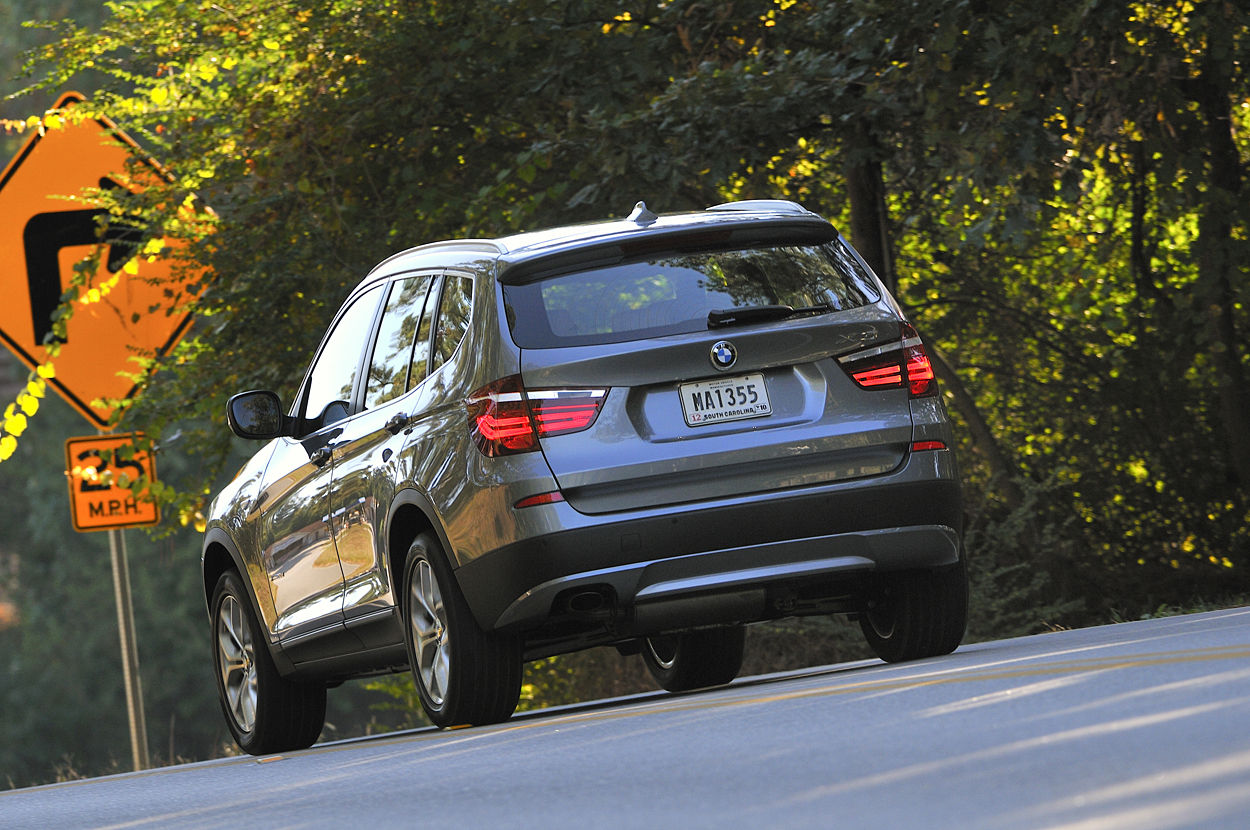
(840, 322), (937, 398)
(467, 376), (608, 457)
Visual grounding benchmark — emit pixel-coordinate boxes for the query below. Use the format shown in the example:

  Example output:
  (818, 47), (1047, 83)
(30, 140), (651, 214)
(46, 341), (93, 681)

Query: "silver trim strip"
(837, 340), (903, 364)
(836, 336), (921, 364)
(635, 556), (874, 600)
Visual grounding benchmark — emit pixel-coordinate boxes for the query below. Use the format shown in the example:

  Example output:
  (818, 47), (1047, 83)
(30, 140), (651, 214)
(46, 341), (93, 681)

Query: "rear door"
(506, 239), (912, 513)
(329, 273), (437, 646)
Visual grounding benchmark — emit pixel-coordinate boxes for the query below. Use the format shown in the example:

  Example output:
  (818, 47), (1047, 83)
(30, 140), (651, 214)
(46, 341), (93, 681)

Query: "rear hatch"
(502, 233), (917, 514)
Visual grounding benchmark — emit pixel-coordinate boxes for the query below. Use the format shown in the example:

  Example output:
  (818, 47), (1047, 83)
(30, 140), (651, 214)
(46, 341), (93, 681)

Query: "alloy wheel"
(217, 594), (258, 733)
(410, 559), (451, 707)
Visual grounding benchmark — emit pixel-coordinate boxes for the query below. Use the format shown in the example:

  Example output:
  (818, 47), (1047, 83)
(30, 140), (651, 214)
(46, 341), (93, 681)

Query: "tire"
(211, 570), (326, 755)
(402, 532), (522, 728)
(859, 559), (968, 663)
(641, 625), (746, 692)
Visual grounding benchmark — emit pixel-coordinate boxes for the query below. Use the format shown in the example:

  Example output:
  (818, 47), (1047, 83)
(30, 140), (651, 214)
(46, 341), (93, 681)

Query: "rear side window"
(408, 276), (440, 386)
(364, 275), (433, 409)
(503, 239), (878, 349)
(431, 275), (473, 371)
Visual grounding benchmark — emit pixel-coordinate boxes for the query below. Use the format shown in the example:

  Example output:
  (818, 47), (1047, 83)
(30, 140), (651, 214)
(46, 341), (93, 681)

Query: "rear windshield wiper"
(707, 303), (832, 328)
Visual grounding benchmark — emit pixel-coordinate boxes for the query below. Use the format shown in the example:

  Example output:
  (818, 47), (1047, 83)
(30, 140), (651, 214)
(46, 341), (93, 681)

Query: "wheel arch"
(386, 489), (457, 609)
(201, 527), (296, 675)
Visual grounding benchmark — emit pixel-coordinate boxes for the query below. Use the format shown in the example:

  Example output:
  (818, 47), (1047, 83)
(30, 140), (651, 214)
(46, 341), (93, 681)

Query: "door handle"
(384, 412), (410, 435)
(309, 447), (332, 467)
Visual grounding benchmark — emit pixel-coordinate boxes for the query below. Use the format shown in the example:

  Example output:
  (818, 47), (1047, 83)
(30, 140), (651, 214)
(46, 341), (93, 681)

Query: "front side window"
(304, 285), (384, 426)
(431, 275), (473, 371)
(503, 239), (878, 349)
(364, 276), (433, 409)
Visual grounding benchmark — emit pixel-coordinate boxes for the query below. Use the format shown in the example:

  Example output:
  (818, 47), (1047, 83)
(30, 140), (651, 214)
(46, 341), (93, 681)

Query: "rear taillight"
(467, 375), (608, 457)
(840, 323), (937, 398)
(467, 376), (538, 456)
(528, 389), (609, 436)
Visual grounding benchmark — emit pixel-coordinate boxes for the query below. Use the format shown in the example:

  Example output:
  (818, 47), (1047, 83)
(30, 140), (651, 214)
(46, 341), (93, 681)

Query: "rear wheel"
(859, 560), (968, 663)
(212, 570), (326, 755)
(402, 532), (522, 728)
(641, 625), (746, 692)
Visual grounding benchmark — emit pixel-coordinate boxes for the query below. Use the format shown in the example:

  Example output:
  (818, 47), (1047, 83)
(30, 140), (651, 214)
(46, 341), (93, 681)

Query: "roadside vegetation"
(0, 0), (1246, 786)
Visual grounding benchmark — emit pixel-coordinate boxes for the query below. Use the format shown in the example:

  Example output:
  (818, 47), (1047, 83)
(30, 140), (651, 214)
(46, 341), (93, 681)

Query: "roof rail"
(705, 199), (811, 215)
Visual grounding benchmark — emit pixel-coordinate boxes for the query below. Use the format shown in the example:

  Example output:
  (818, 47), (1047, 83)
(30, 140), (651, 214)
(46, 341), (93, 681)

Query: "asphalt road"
(5, 608), (1250, 830)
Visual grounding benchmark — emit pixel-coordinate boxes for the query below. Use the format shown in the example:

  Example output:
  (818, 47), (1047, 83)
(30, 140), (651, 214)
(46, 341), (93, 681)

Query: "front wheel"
(641, 625), (746, 692)
(211, 571), (326, 755)
(859, 560), (968, 663)
(402, 532), (522, 728)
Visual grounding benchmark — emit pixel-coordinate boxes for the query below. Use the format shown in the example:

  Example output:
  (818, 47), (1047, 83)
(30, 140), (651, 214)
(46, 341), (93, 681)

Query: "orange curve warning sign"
(0, 91), (197, 429)
(64, 433), (159, 532)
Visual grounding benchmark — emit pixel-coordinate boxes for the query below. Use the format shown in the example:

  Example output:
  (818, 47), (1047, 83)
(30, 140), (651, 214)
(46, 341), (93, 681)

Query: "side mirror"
(226, 390), (288, 440)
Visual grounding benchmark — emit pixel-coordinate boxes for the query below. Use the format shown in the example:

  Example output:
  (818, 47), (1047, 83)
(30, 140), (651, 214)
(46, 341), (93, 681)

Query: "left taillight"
(841, 322), (937, 398)
(467, 375), (608, 457)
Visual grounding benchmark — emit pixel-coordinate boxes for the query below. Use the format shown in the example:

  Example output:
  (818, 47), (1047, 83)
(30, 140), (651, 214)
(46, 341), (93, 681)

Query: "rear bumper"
(455, 450), (961, 631)
(493, 523), (958, 631)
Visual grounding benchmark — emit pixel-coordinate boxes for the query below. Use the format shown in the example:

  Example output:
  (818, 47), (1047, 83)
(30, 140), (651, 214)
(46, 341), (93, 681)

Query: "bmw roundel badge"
(710, 340), (737, 371)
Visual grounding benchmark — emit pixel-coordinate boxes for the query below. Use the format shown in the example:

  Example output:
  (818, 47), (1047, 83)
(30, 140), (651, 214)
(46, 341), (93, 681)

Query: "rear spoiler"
(497, 216), (838, 285)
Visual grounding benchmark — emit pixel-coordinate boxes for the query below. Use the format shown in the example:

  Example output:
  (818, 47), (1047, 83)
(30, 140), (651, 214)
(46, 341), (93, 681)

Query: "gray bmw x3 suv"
(204, 199), (966, 754)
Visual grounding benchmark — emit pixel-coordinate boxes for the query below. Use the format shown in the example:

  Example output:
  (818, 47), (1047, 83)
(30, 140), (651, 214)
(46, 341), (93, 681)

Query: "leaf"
(150, 86), (169, 104)
(37, 364), (55, 380)
(4, 412), (27, 436)
(0, 436), (15, 461)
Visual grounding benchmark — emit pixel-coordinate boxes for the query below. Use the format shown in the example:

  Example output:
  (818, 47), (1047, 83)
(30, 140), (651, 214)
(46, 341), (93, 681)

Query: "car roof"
(365, 200), (834, 282)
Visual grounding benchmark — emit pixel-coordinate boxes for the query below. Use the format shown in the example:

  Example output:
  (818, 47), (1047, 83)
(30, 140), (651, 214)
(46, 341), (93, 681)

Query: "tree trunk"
(928, 347), (1025, 511)
(844, 158), (895, 296)
(1183, 65), (1250, 489)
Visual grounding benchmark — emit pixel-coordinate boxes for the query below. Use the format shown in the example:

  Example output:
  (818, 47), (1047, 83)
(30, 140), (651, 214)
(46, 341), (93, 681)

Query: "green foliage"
(0, 0), (1248, 784)
(1110, 594), (1250, 623)
(963, 479), (1087, 641)
(355, 675), (431, 733)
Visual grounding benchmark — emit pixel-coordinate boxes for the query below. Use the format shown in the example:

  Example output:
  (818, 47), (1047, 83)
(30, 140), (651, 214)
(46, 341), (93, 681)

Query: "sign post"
(65, 432), (157, 772)
(107, 526), (150, 772)
(64, 431), (158, 772)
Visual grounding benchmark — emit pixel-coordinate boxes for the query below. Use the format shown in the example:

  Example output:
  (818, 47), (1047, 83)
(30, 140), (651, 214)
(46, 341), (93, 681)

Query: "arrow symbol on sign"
(22, 177), (143, 344)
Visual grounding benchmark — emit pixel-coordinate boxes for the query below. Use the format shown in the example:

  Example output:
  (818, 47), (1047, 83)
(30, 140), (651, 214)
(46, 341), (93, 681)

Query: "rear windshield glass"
(503, 239), (879, 348)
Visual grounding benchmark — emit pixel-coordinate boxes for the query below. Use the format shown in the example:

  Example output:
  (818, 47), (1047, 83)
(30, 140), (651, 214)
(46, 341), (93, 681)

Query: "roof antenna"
(628, 201), (658, 225)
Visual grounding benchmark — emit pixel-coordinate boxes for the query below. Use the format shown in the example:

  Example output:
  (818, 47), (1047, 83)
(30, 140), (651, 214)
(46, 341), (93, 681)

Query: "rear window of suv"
(503, 239), (879, 349)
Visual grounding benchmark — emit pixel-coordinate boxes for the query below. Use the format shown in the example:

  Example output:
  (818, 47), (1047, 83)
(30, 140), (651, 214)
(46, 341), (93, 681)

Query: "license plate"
(679, 373), (771, 427)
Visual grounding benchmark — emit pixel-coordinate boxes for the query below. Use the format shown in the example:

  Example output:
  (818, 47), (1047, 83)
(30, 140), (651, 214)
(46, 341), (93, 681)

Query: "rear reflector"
(911, 440), (947, 452)
(468, 376), (608, 457)
(514, 491), (565, 509)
